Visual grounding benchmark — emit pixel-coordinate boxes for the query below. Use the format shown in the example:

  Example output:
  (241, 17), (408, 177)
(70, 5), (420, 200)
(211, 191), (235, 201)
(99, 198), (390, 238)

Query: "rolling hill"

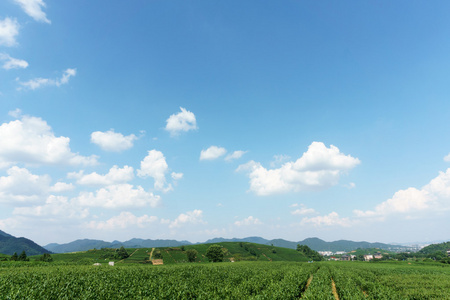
(0, 230), (51, 256)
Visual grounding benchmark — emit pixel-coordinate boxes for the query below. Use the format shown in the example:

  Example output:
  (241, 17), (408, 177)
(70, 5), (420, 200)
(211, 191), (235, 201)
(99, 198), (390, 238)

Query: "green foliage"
(117, 246), (129, 260)
(186, 249), (198, 262)
(39, 253), (53, 262)
(296, 244), (322, 261)
(153, 250), (163, 259)
(206, 244), (224, 262)
(18, 250), (28, 261)
(419, 241), (450, 255)
(9, 252), (18, 261)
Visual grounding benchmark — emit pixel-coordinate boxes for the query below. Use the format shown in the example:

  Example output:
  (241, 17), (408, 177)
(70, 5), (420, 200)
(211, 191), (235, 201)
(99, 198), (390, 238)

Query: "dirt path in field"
(117, 248), (139, 263)
(262, 253), (272, 261)
(331, 278), (339, 300)
(305, 274), (313, 289)
(149, 248), (155, 260)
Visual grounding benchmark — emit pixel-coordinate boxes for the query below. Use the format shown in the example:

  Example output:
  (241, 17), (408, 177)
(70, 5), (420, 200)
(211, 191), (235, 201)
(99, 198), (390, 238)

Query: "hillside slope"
(0, 231), (51, 256)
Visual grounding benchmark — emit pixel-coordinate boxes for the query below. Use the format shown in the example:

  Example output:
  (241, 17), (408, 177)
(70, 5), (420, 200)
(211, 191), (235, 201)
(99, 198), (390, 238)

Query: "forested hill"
(0, 231), (51, 256)
(419, 241), (450, 255)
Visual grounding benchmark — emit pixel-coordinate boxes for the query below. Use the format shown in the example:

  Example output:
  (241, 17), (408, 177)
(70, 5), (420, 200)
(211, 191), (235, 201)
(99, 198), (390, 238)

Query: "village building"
(364, 255), (373, 261)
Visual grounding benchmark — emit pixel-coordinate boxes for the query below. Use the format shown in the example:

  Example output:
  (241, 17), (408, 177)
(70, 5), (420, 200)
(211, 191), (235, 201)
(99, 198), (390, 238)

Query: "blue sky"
(1, 0), (450, 245)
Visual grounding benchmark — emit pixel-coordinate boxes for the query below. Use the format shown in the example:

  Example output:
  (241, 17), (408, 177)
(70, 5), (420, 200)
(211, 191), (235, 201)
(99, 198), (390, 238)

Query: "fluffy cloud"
(171, 172), (183, 180)
(0, 18), (19, 47)
(0, 167), (74, 204)
(234, 216), (262, 226)
(18, 68), (76, 90)
(0, 53), (28, 69)
(225, 150), (247, 162)
(291, 204), (316, 216)
(13, 195), (88, 219)
(169, 210), (204, 228)
(138, 150), (176, 192)
(237, 142), (360, 196)
(200, 146), (227, 161)
(444, 153), (450, 162)
(0, 115), (97, 168)
(85, 212), (158, 230)
(300, 212), (351, 227)
(75, 184), (161, 209)
(165, 107), (197, 136)
(68, 165), (134, 186)
(13, 0), (51, 24)
(354, 168), (450, 219)
(90, 130), (137, 152)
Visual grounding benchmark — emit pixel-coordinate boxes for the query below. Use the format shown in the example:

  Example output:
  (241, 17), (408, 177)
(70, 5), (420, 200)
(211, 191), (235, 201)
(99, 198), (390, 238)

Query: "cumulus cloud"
(68, 165), (134, 186)
(13, 195), (88, 219)
(0, 115), (97, 168)
(137, 150), (175, 192)
(0, 18), (19, 47)
(13, 0), (51, 24)
(444, 153), (450, 162)
(0, 53), (28, 70)
(75, 184), (161, 209)
(234, 216), (262, 226)
(354, 168), (450, 219)
(0, 167), (74, 204)
(237, 142), (360, 196)
(0, 166), (50, 203)
(169, 210), (205, 228)
(200, 146), (227, 161)
(165, 107), (197, 136)
(18, 68), (76, 90)
(300, 212), (351, 227)
(225, 150), (247, 162)
(85, 212), (158, 230)
(90, 130), (137, 152)
(171, 172), (183, 180)
(291, 204), (316, 216)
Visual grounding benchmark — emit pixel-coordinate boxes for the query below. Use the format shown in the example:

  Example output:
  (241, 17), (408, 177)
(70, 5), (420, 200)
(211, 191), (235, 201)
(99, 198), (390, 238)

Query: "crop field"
(0, 261), (450, 299)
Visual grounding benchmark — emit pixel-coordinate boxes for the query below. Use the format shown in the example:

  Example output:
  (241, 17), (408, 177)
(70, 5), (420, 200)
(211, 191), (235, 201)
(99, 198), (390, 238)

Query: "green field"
(0, 260), (449, 299)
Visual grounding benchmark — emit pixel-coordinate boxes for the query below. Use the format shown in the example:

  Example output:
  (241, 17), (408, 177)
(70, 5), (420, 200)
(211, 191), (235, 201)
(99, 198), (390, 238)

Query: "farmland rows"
(0, 261), (450, 299)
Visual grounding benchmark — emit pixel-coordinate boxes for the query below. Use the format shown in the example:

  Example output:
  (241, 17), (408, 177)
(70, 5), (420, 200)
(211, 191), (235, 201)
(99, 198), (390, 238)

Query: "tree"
(206, 244), (224, 262)
(296, 244), (322, 261)
(186, 249), (198, 262)
(39, 253), (53, 262)
(116, 246), (129, 259)
(18, 250), (28, 261)
(10, 252), (18, 261)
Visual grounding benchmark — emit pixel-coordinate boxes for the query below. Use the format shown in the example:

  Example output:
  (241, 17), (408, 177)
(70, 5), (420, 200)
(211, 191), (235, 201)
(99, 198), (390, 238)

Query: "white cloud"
(85, 212), (158, 230)
(13, 195), (88, 219)
(200, 146), (227, 161)
(300, 212), (351, 227)
(234, 216), (262, 226)
(137, 150), (174, 192)
(0, 166), (50, 203)
(0, 115), (97, 168)
(8, 109), (22, 118)
(237, 142), (360, 196)
(49, 182), (74, 193)
(18, 68), (76, 90)
(75, 184), (161, 209)
(13, 0), (51, 24)
(90, 130), (137, 152)
(354, 168), (450, 219)
(165, 107), (197, 136)
(444, 153), (450, 162)
(225, 150), (247, 162)
(291, 204), (316, 216)
(68, 165), (134, 186)
(0, 167), (74, 205)
(169, 210), (205, 228)
(0, 53), (28, 69)
(171, 172), (183, 180)
(270, 154), (291, 168)
(0, 18), (19, 47)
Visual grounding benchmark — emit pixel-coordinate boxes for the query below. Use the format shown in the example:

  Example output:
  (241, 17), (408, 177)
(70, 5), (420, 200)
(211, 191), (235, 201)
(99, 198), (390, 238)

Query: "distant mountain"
(0, 230), (51, 256)
(45, 238), (192, 253)
(418, 241), (450, 255)
(44, 236), (410, 253)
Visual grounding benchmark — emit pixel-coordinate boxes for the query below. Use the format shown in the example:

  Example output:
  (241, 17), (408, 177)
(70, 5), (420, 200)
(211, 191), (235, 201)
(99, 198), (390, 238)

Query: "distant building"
(447, 249), (450, 257)
(374, 254), (383, 260)
(364, 255), (373, 261)
(341, 255), (351, 261)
